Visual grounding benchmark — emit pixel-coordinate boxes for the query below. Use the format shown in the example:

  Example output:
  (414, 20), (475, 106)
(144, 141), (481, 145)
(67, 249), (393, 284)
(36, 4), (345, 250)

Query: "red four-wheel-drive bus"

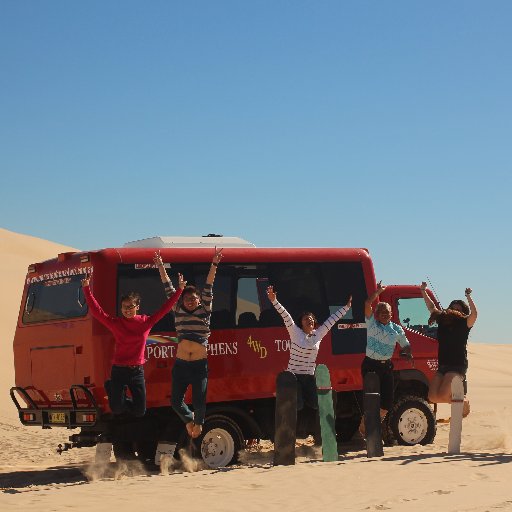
(11, 236), (441, 468)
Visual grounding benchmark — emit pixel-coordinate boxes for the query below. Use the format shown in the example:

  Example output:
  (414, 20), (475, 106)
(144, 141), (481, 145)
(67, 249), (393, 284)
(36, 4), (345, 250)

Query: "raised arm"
(420, 282), (440, 314)
(465, 288), (478, 328)
(154, 251), (176, 296)
(81, 275), (116, 328)
(266, 285), (296, 333)
(206, 247), (223, 286)
(365, 281), (386, 318)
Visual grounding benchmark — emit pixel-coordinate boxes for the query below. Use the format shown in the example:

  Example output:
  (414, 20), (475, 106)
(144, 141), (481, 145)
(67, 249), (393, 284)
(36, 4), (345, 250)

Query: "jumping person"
(361, 281), (413, 434)
(81, 273), (184, 418)
(154, 248), (223, 439)
(266, 285), (352, 412)
(420, 282), (477, 417)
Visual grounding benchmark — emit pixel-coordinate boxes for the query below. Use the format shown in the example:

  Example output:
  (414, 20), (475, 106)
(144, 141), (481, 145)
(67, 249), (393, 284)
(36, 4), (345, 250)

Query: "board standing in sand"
(361, 281), (412, 434)
(420, 283), (477, 416)
(155, 248), (223, 439)
(81, 273), (184, 418)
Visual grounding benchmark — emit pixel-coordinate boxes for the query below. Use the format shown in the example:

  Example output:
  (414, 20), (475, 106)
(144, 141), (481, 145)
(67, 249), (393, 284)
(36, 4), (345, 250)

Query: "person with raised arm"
(154, 248), (223, 439)
(420, 282), (477, 417)
(266, 285), (352, 412)
(361, 281), (413, 434)
(81, 272), (184, 418)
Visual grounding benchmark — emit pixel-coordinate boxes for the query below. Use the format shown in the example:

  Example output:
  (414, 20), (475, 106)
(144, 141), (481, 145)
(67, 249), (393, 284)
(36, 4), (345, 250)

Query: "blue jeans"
(107, 365), (146, 417)
(171, 358), (208, 426)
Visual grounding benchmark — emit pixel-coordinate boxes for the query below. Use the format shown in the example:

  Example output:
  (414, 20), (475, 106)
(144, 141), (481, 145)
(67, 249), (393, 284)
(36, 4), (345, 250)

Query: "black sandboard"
(363, 372), (384, 457)
(273, 370), (297, 466)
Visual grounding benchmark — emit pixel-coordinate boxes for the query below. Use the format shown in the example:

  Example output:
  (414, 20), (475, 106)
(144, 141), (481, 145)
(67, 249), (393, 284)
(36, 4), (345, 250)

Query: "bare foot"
(191, 423), (202, 439)
(186, 421), (194, 437)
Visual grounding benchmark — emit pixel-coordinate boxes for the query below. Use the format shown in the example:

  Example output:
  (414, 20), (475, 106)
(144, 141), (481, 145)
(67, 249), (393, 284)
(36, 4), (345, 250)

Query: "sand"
(1, 227), (511, 511)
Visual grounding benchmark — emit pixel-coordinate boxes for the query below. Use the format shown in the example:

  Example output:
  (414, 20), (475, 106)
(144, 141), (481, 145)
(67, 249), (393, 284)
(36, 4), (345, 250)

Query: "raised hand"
(420, 281), (428, 290)
(178, 273), (187, 290)
(213, 247), (223, 265)
(153, 251), (164, 267)
(266, 285), (276, 302)
(465, 288), (472, 296)
(81, 274), (91, 287)
(376, 280), (386, 294)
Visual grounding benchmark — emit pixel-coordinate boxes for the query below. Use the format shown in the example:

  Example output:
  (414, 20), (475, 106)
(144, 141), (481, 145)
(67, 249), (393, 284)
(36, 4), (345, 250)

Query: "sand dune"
(1, 228), (511, 511)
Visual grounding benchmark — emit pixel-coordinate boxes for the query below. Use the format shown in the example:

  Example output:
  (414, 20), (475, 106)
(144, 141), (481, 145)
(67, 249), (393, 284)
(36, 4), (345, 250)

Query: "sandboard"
(273, 371), (297, 466)
(363, 372), (384, 457)
(447, 375), (464, 454)
(315, 364), (338, 462)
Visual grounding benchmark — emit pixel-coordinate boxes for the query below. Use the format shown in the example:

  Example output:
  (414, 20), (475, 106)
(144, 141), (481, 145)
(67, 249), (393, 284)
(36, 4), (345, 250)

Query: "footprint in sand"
(433, 490), (452, 495)
(471, 472), (489, 481)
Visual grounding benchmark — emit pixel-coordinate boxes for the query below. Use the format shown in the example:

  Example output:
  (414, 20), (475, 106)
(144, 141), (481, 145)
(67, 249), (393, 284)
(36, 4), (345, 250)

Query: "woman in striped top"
(155, 248), (223, 439)
(266, 285), (352, 411)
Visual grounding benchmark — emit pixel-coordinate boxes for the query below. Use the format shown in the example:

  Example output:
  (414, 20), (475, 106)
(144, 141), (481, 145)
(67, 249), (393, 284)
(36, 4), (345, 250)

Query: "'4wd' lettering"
(246, 336), (267, 358)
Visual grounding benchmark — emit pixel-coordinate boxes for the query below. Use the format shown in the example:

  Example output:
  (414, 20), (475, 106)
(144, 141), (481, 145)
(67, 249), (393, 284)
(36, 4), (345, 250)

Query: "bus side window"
(397, 297), (438, 340)
(236, 277), (261, 327)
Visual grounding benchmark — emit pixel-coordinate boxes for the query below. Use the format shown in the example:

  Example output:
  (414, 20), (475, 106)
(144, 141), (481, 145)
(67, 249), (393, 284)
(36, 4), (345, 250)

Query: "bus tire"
(384, 395), (436, 446)
(196, 414), (244, 468)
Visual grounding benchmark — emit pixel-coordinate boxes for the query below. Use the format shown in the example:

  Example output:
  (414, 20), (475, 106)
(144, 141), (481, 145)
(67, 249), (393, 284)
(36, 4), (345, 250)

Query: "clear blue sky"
(1, 1), (511, 343)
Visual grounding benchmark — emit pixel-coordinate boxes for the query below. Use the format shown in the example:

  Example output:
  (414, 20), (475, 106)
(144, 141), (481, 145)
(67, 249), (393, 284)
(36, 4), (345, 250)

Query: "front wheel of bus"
(384, 395), (436, 446)
(197, 414), (244, 469)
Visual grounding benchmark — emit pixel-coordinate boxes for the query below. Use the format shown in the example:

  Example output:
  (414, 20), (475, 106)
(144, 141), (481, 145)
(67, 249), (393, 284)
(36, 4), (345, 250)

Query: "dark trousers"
(107, 365), (146, 417)
(296, 374), (319, 411)
(361, 356), (394, 411)
(171, 358), (208, 426)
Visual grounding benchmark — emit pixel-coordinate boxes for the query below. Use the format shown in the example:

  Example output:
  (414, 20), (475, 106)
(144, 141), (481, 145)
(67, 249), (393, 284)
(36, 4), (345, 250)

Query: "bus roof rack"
(123, 235), (256, 248)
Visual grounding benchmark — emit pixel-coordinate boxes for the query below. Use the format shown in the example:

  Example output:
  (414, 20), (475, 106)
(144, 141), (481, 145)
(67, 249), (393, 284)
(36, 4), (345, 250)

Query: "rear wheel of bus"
(195, 414), (245, 468)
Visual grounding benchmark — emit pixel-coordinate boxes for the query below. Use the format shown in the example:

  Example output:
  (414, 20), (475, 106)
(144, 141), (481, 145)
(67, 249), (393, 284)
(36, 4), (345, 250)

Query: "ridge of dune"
(0, 227), (78, 419)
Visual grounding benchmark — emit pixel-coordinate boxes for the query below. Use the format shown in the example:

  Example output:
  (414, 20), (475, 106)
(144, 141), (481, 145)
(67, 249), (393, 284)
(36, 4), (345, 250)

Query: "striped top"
(272, 299), (350, 375)
(365, 314), (410, 360)
(164, 281), (213, 346)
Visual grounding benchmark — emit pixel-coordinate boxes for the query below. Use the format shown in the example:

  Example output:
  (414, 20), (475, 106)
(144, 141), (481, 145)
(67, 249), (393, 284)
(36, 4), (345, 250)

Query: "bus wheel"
(197, 414), (244, 468)
(384, 395), (436, 446)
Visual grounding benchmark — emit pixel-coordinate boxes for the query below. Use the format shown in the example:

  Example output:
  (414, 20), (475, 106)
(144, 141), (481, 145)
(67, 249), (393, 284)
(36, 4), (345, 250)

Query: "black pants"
(107, 365), (146, 417)
(296, 374), (318, 411)
(361, 357), (394, 411)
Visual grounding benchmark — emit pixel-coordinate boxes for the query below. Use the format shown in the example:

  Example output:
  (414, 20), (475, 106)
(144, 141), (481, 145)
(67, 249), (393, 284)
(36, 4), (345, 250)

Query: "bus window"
(397, 297), (438, 339)
(321, 261), (366, 323)
(268, 263), (327, 324)
(236, 277), (260, 327)
(118, 263), (236, 331)
(117, 264), (181, 332)
(320, 261), (368, 355)
(22, 275), (88, 324)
